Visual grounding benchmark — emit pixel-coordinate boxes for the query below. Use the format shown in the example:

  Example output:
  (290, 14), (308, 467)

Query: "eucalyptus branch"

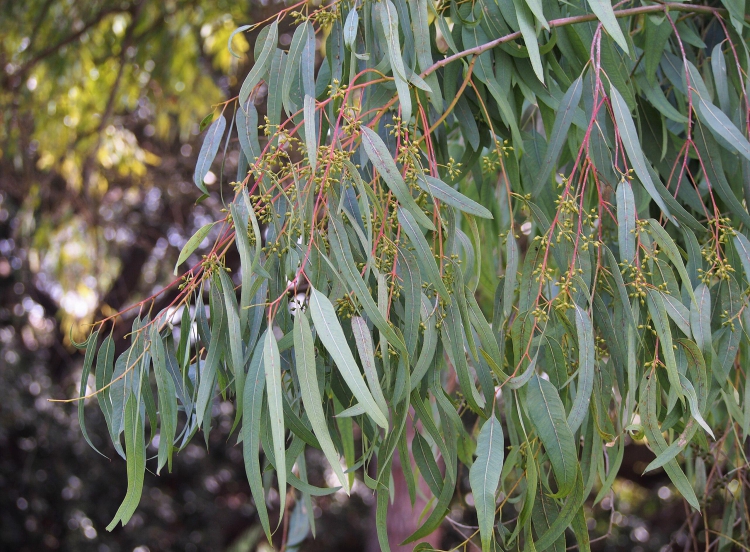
(70, 2), (750, 550)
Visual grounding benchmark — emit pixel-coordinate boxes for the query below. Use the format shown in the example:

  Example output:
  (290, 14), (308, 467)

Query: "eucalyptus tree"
(74, 0), (750, 549)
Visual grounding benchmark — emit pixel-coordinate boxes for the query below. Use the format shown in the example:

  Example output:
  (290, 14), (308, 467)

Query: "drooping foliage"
(74, 0), (750, 549)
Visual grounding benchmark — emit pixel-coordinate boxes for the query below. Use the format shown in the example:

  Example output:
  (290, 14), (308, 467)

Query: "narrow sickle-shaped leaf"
(415, 172), (492, 218)
(617, 179), (636, 263)
(469, 414), (505, 552)
(568, 305), (595, 433)
(398, 207), (450, 301)
(106, 393), (146, 531)
(587, 0), (629, 52)
(351, 316), (389, 417)
(610, 86), (675, 224)
(263, 330), (287, 517)
(193, 116), (226, 195)
(309, 287), (389, 429)
(78, 330), (106, 458)
(239, 21), (278, 105)
(534, 76), (583, 195)
(228, 25), (251, 58)
(527, 375), (578, 498)
(646, 289), (684, 403)
(512, 0), (544, 83)
(242, 338), (272, 541)
(174, 222), (216, 275)
(303, 95), (318, 172)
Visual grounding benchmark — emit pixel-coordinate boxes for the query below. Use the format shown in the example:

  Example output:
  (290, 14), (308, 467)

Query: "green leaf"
(360, 127), (434, 230)
(693, 121), (750, 229)
(95, 335), (116, 451)
(469, 414), (505, 551)
(534, 469), (587, 549)
(110, 350), (132, 454)
(403, 423), (458, 540)
(711, 44), (729, 113)
(193, 116), (226, 194)
(466, 289), (508, 383)
(518, 240), (545, 313)
(237, 100), (261, 163)
(644, 18), (672, 82)
(303, 95), (318, 172)
(78, 330), (106, 458)
(735, 233), (750, 282)
(281, 391), (320, 449)
(415, 172), (492, 218)
(461, 24), (523, 149)
(408, 0), (441, 111)
(218, 270), (245, 433)
(410, 294), (439, 390)
(283, 23), (309, 115)
(593, 437), (624, 504)
(690, 283), (714, 380)
(263, 330), (287, 516)
(263, 65), (284, 151)
(328, 214), (407, 355)
(413, 432), (443, 498)
(195, 282), (226, 428)
(646, 288), (683, 403)
(199, 111), (216, 132)
(240, 189), (266, 278)
(534, 76), (583, 195)
(150, 324), (177, 474)
(442, 298), (486, 413)
(343, 8), (358, 49)
(610, 86), (675, 224)
(523, 0), (548, 29)
(616, 179), (636, 263)
(228, 25), (251, 58)
(503, 234), (519, 322)
(506, 352), (538, 389)
(508, 445), (538, 545)
(229, 196), (257, 333)
(568, 305), (595, 433)
(301, 22), (315, 98)
(398, 247), (421, 359)
(679, 374), (714, 439)
(335, 403), (367, 417)
(174, 222), (216, 275)
(239, 21), (278, 105)
(351, 316), (389, 417)
(696, 96), (750, 163)
(526, 375), (577, 497)
(378, 0), (412, 122)
(455, 96), (480, 151)
(647, 219), (695, 304)
(106, 392), (146, 531)
(397, 207), (450, 301)
(659, 291), (691, 338)
(532, 483), (566, 552)
(309, 287), (389, 429)
(512, 0), (544, 82)
(586, 0), (628, 52)
(635, 73), (689, 124)
(639, 373), (700, 510)
(242, 337), (272, 541)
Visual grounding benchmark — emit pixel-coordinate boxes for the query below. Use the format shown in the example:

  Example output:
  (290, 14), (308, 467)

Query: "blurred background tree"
(0, 2), (375, 550)
(0, 1), (701, 551)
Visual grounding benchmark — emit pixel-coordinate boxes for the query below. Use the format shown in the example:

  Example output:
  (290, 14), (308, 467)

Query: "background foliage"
(4, 0), (750, 550)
